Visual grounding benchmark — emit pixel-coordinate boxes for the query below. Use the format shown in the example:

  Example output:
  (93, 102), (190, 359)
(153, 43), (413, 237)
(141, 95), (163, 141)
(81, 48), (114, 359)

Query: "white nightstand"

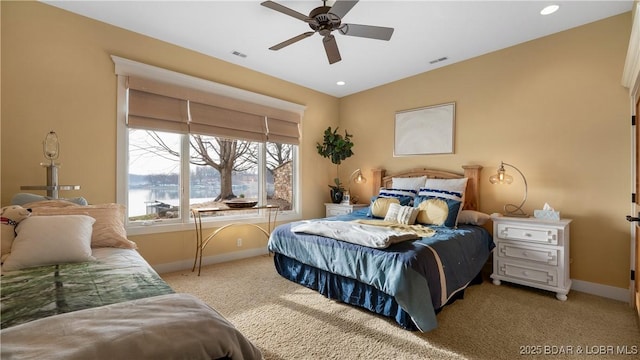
(490, 215), (572, 301)
(325, 203), (368, 217)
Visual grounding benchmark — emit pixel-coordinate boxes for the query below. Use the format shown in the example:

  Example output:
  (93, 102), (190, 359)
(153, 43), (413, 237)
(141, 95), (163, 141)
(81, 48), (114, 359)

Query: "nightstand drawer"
(327, 208), (351, 216)
(496, 242), (559, 266)
(496, 223), (558, 245)
(496, 260), (558, 287)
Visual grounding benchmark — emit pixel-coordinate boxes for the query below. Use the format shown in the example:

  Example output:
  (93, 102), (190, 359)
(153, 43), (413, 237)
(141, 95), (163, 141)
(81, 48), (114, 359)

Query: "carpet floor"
(162, 255), (640, 360)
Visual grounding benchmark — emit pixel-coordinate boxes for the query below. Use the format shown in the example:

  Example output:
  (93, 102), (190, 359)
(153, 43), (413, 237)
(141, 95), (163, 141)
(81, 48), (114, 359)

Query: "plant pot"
(330, 189), (344, 204)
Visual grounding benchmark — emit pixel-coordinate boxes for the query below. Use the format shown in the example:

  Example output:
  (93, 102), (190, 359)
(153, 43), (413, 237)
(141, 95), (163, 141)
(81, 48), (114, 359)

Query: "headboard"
(371, 165), (482, 211)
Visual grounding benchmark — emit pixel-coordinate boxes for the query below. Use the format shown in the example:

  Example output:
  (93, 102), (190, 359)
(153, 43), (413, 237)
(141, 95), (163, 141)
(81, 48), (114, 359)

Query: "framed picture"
(394, 102), (455, 156)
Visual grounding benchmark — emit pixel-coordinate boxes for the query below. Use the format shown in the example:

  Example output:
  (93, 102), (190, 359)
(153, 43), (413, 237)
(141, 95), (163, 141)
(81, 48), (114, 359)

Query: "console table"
(191, 205), (279, 276)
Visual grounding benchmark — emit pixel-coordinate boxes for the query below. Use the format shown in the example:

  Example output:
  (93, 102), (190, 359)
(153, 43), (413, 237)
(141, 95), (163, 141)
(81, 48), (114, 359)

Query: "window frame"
(114, 56), (303, 235)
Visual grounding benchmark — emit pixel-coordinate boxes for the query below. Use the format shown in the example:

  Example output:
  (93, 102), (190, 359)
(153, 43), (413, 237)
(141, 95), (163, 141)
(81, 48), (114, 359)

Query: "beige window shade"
(267, 117), (300, 145)
(126, 76), (301, 143)
(189, 102), (267, 142)
(127, 89), (189, 133)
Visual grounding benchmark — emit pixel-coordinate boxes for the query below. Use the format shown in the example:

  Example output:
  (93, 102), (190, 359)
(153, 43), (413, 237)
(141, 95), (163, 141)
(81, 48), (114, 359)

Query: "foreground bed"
(1, 201), (262, 360)
(268, 165), (494, 332)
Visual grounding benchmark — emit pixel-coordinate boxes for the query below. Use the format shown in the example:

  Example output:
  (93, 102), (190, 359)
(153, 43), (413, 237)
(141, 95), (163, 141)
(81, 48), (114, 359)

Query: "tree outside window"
(127, 130), (294, 223)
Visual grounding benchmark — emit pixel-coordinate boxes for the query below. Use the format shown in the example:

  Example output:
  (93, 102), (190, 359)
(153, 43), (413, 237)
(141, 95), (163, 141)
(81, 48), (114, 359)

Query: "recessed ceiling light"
(540, 5), (559, 15)
(336, 81), (346, 86)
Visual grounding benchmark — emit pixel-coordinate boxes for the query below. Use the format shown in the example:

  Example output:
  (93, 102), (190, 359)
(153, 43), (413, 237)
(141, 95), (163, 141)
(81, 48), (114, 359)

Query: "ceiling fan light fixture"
(540, 5), (559, 15)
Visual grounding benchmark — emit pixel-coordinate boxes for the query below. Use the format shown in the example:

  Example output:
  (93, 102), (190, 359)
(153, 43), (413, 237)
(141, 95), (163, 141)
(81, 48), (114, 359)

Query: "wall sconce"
(342, 168), (367, 204)
(489, 161), (528, 217)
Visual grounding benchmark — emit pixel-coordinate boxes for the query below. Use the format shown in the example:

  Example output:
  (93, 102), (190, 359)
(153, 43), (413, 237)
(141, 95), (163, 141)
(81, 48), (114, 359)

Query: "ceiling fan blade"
(329, 0), (359, 19)
(269, 32), (315, 51)
(261, 1), (313, 23)
(339, 23), (394, 41)
(323, 35), (342, 64)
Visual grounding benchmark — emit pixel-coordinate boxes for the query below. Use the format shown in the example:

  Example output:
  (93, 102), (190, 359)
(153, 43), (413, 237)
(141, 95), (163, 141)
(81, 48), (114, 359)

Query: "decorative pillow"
(415, 198), (449, 226)
(392, 176), (427, 192)
(414, 196), (461, 227)
(12, 193), (88, 206)
(384, 203), (419, 225)
(458, 210), (491, 226)
(22, 199), (84, 209)
(369, 197), (400, 218)
(418, 178), (468, 226)
(378, 188), (418, 201)
(2, 215), (96, 271)
(29, 203), (137, 249)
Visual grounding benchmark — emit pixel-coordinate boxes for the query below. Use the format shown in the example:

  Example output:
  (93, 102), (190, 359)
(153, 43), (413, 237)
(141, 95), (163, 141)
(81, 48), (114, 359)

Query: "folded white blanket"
(1, 293), (263, 360)
(291, 220), (420, 248)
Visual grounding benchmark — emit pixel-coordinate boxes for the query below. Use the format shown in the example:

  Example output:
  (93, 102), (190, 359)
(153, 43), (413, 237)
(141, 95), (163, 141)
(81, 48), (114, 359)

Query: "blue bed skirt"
(273, 253), (483, 330)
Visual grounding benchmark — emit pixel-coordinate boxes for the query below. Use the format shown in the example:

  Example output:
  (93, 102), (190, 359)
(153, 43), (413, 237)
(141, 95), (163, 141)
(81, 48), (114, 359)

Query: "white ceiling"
(43, 0), (633, 97)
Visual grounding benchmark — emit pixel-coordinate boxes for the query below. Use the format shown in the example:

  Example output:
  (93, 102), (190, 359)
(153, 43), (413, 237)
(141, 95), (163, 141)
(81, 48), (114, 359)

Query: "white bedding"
(291, 220), (422, 248)
(0, 293), (263, 360)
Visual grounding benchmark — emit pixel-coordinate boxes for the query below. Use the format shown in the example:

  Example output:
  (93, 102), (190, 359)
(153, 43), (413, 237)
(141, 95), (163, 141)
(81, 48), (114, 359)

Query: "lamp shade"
(489, 164), (513, 184)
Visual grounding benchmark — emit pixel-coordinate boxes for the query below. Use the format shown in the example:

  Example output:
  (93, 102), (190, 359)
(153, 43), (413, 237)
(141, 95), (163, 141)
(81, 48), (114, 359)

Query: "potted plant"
(316, 126), (355, 203)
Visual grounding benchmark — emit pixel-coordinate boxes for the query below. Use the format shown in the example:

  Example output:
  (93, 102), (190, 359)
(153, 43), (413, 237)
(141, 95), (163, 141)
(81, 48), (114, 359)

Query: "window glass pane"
(128, 129), (181, 222)
(267, 142), (293, 211)
(189, 135), (259, 217)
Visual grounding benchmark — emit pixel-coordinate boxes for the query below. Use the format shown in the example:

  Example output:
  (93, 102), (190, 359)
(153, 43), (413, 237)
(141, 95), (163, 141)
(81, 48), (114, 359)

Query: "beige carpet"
(162, 255), (640, 360)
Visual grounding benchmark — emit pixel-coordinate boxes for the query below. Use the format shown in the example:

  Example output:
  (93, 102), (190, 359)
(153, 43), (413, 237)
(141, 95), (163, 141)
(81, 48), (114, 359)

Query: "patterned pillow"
(417, 177), (468, 227)
(384, 203), (419, 225)
(378, 188), (418, 200)
(366, 188), (416, 217)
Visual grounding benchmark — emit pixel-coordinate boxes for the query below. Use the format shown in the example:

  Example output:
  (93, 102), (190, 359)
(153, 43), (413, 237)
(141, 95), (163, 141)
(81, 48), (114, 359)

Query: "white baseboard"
(571, 279), (631, 303)
(152, 247), (269, 274)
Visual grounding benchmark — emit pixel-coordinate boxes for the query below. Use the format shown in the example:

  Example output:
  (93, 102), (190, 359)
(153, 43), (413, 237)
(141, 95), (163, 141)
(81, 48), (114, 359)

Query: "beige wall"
(340, 13), (632, 288)
(1, 2), (634, 289)
(1, 2), (338, 265)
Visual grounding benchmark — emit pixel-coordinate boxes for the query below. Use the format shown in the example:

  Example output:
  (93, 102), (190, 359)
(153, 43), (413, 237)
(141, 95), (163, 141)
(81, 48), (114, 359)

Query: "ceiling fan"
(261, 0), (394, 64)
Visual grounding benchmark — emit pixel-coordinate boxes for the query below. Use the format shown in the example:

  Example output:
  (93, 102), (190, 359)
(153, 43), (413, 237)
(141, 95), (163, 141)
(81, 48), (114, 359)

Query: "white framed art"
(394, 102), (455, 156)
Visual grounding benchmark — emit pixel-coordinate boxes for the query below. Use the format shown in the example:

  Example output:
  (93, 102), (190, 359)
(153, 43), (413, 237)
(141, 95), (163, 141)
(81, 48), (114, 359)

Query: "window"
(113, 56), (303, 234)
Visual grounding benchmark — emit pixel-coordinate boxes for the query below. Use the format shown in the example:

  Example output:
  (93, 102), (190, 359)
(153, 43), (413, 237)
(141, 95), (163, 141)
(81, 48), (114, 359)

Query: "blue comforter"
(268, 208), (494, 331)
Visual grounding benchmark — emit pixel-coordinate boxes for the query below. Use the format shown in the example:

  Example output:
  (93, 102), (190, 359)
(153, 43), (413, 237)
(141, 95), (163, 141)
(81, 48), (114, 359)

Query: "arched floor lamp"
(489, 161), (528, 217)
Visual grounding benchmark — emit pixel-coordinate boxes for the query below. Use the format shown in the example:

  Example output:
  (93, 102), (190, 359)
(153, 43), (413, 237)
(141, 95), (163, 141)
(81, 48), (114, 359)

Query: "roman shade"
(126, 76), (300, 144)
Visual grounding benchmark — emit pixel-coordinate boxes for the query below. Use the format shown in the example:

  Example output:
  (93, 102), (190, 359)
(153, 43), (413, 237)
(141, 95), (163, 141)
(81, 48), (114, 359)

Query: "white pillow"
(392, 176), (427, 191)
(458, 210), (491, 225)
(384, 202), (419, 225)
(2, 215), (96, 271)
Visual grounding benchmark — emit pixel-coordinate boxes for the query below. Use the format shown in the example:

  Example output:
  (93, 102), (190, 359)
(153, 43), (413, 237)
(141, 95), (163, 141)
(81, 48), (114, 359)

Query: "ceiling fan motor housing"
(309, 6), (341, 35)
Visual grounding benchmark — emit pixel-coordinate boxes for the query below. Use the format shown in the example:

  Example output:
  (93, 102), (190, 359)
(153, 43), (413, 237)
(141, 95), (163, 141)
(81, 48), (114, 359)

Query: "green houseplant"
(316, 126), (355, 203)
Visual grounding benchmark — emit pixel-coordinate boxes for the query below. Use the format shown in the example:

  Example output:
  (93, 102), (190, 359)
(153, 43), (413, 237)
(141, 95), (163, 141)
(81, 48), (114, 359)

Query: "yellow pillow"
(416, 198), (449, 226)
(371, 198), (400, 218)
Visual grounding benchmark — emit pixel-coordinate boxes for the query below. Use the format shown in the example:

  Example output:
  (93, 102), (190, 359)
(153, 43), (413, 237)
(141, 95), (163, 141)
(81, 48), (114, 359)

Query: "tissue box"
(534, 209), (560, 221)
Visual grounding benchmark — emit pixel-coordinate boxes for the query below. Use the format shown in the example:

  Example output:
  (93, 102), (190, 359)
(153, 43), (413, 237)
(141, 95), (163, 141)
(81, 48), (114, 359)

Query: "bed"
(1, 200), (262, 360)
(268, 165), (494, 332)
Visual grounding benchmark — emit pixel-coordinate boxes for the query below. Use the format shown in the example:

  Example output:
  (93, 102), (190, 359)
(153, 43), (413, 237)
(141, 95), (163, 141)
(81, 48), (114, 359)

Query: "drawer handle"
(522, 251), (529, 257)
(522, 270), (530, 277)
(524, 233), (532, 237)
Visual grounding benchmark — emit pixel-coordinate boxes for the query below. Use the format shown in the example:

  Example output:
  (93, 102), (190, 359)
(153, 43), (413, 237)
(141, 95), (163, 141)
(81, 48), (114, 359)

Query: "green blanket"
(1, 248), (173, 329)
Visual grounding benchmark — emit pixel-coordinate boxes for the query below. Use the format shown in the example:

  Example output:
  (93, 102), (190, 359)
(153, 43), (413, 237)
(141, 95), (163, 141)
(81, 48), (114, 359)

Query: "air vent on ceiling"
(232, 51), (247, 58)
(429, 57), (448, 65)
